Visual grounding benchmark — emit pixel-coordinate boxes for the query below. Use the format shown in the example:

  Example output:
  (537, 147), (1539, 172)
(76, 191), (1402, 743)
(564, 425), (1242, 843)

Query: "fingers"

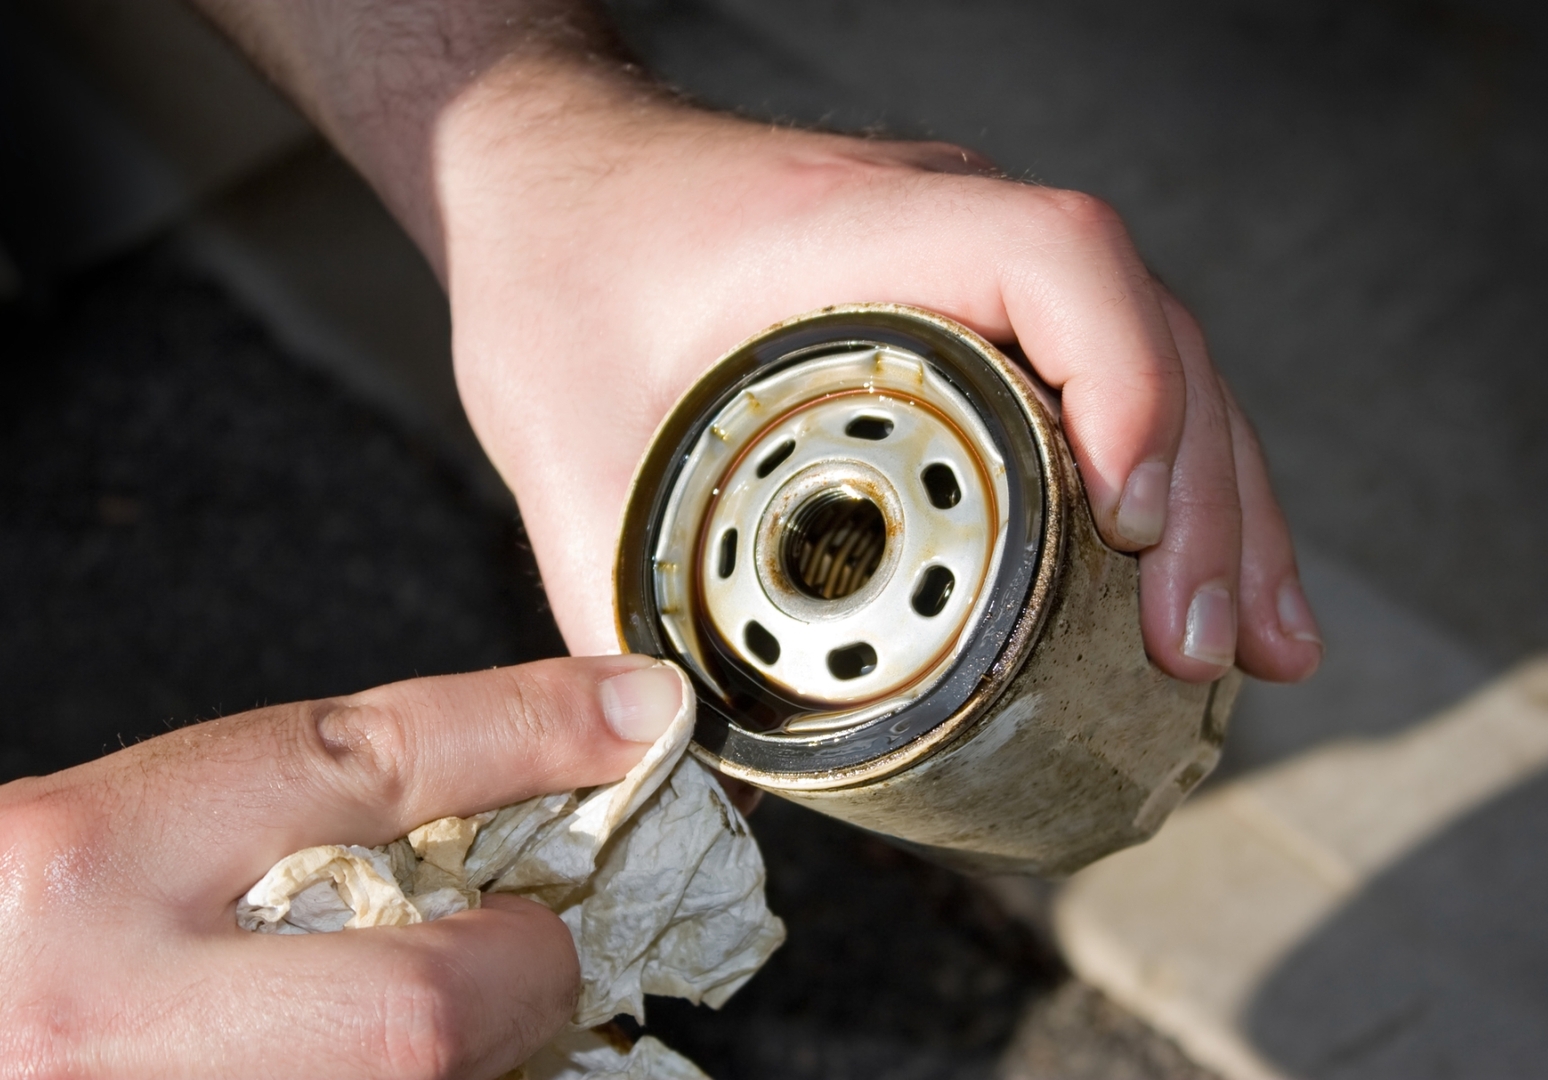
(996, 188), (1188, 555)
(156, 895), (578, 1080)
(94, 655), (692, 901)
(1223, 384), (1324, 681)
(1138, 291), (1243, 680)
(1139, 287), (1321, 682)
(976, 183), (1318, 682)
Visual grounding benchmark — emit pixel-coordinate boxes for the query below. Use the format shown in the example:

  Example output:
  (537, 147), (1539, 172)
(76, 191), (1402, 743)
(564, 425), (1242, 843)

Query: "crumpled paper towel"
(237, 666), (784, 1078)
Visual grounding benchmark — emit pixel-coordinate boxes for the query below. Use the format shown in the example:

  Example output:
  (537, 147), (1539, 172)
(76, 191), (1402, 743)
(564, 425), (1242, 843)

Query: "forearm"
(187, 0), (651, 273)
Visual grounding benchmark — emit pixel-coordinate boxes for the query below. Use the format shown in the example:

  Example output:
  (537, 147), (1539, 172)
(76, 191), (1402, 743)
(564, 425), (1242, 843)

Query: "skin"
(0, 656), (680, 1078)
(0, 1), (1325, 1073)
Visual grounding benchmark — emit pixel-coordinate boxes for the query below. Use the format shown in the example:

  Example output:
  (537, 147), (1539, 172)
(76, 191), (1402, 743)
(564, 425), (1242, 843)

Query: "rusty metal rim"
(613, 304), (1068, 791)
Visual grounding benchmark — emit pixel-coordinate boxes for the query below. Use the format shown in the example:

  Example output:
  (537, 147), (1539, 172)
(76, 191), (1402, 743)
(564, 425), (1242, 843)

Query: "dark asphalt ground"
(0, 255), (561, 779)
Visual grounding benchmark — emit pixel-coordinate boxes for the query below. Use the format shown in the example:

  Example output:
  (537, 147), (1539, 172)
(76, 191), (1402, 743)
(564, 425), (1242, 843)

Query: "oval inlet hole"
(717, 528), (738, 579)
(827, 642), (878, 680)
(911, 565), (956, 617)
(845, 415), (894, 441)
(922, 463), (961, 509)
(755, 439), (796, 478)
(744, 621), (781, 665)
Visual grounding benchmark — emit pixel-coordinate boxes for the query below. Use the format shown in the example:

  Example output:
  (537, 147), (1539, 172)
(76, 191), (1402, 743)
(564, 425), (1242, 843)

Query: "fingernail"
(599, 662), (686, 743)
(1183, 583), (1237, 668)
(1276, 578), (1323, 647)
(1116, 461), (1171, 547)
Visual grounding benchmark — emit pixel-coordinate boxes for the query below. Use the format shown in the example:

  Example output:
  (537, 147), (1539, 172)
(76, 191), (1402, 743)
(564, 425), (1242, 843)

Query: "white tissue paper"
(238, 668), (785, 1079)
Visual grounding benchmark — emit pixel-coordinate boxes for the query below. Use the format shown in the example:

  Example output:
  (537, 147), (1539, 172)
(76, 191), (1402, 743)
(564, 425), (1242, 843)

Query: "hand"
(186, 1), (1321, 683)
(0, 655), (686, 1078)
(436, 84), (1322, 683)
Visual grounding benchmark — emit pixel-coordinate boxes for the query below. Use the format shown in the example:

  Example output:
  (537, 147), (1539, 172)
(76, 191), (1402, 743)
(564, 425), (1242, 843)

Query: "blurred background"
(2, 1), (1544, 1077)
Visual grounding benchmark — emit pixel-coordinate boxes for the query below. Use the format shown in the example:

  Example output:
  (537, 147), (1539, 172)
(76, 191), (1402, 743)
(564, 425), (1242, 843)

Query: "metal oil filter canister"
(614, 305), (1238, 876)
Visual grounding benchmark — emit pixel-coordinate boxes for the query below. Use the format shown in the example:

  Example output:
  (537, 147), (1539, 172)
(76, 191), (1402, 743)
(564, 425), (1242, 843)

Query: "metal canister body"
(615, 304), (1237, 876)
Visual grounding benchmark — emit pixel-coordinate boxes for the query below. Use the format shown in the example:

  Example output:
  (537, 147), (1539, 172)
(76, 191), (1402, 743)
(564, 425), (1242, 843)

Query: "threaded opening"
(781, 489), (887, 600)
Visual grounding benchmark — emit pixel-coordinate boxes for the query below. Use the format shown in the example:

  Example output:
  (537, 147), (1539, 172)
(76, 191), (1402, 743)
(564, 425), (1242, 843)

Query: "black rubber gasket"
(620, 311), (1046, 774)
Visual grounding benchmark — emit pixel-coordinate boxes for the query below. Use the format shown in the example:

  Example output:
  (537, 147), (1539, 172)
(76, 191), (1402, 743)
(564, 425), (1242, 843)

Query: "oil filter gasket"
(616, 304), (1238, 875)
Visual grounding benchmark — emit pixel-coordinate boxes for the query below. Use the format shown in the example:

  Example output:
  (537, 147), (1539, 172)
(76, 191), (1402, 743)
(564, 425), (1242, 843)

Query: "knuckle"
(0, 782), (95, 908)
(1172, 472), (1244, 525)
(0, 788), (106, 1077)
(1184, 485), (1243, 519)
(309, 697), (414, 811)
(504, 671), (564, 751)
(1183, 375), (1235, 446)
(495, 662), (591, 762)
(1130, 356), (1188, 397)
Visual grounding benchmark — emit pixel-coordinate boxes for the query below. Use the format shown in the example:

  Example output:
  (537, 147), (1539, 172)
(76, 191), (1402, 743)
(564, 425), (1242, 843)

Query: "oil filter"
(615, 304), (1237, 875)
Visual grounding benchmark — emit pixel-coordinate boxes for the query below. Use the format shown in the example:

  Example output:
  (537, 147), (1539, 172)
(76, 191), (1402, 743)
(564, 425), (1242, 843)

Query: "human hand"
(185, 0), (1320, 683)
(0, 655), (687, 1078)
(435, 79), (1321, 684)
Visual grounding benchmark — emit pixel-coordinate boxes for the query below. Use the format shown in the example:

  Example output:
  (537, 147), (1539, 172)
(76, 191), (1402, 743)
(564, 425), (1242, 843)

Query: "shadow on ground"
(640, 795), (1062, 1080)
(1247, 766), (1548, 1079)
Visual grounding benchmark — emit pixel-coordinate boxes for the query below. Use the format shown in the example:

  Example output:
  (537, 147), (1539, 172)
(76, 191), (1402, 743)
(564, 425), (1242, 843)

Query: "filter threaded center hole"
(781, 489), (887, 600)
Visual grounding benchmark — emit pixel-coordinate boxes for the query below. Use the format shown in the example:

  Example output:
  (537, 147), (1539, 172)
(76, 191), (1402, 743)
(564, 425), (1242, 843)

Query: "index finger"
(996, 187), (1187, 552)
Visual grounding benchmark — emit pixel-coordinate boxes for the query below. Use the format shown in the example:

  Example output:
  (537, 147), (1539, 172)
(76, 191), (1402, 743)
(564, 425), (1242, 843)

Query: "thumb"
(87, 654), (692, 904)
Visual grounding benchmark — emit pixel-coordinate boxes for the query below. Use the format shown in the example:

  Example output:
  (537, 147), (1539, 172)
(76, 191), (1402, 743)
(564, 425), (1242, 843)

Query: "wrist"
(431, 55), (697, 243)
(414, 53), (678, 270)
